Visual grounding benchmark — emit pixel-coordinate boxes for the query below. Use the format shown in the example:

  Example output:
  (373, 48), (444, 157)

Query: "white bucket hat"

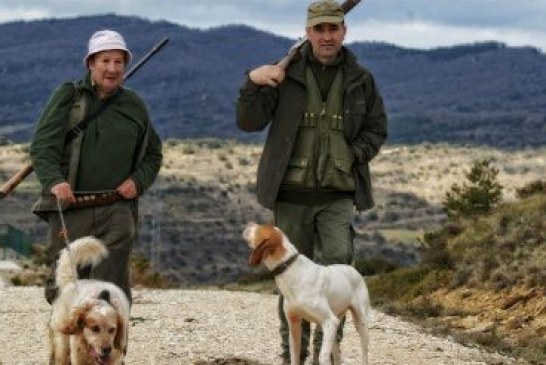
(83, 29), (132, 66)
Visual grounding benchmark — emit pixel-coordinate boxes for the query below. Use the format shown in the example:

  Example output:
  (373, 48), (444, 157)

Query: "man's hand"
(50, 182), (76, 203)
(117, 178), (137, 199)
(249, 65), (286, 87)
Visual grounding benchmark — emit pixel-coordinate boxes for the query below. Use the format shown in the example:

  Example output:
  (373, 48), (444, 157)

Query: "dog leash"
(56, 198), (79, 292)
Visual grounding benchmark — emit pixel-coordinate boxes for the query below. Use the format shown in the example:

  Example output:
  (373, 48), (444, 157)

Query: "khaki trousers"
(43, 200), (136, 304)
(274, 195), (354, 360)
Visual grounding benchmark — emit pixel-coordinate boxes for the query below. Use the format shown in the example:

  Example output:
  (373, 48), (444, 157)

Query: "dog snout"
(102, 346), (112, 356)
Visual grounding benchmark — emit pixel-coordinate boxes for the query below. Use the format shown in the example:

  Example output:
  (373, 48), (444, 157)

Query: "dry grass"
(1, 140), (545, 284)
(374, 144), (546, 203)
(3, 140), (545, 207)
(368, 190), (546, 364)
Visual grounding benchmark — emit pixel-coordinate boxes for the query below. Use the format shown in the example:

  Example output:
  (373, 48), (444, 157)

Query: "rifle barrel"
(341, 0), (361, 13)
(124, 37), (169, 81)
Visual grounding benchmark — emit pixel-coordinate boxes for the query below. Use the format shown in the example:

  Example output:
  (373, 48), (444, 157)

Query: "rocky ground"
(0, 286), (527, 365)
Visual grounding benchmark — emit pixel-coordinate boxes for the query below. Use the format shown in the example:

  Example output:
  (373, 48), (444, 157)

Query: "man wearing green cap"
(236, 0), (387, 363)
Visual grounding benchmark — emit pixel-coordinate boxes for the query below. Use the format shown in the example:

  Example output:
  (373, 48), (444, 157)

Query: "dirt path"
(0, 287), (526, 364)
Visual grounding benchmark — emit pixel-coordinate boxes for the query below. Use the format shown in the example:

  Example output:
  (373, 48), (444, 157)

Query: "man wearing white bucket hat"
(83, 29), (133, 96)
(30, 29), (163, 305)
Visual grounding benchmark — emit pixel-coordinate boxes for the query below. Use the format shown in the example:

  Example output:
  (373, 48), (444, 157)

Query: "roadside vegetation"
(367, 161), (546, 364)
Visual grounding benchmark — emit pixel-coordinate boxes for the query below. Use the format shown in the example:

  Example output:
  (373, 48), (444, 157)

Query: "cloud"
(0, 1), (545, 52)
(350, 19), (546, 51)
(0, 7), (48, 22)
(359, 0), (546, 30)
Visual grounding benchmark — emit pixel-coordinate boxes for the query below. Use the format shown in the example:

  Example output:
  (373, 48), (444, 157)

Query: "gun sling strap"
(64, 87), (123, 145)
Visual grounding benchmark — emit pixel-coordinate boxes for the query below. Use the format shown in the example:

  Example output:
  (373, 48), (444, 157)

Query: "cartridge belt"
(71, 191), (123, 209)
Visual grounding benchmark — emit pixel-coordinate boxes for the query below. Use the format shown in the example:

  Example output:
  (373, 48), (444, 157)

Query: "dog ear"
(98, 289), (111, 303)
(249, 239), (275, 266)
(113, 314), (127, 354)
(60, 303), (91, 335)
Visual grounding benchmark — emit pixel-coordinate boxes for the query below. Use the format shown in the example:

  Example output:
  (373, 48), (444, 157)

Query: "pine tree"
(443, 159), (503, 217)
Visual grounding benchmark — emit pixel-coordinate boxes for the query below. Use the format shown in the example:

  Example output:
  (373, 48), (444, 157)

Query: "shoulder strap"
(68, 84), (87, 127)
(65, 83), (89, 187)
(63, 87), (123, 146)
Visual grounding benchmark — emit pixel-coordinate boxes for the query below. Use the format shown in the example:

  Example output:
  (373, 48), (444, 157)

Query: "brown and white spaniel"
(243, 222), (370, 365)
(48, 236), (130, 365)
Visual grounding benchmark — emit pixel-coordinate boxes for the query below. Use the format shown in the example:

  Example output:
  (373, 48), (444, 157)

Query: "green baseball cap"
(307, 0), (345, 27)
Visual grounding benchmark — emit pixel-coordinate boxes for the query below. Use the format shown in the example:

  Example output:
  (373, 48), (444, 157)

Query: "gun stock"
(276, 0), (362, 70)
(0, 163), (33, 199)
(0, 37), (169, 199)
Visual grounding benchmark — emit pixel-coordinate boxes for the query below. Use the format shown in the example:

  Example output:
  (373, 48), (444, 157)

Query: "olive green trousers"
(274, 195), (354, 360)
(43, 200), (136, 304)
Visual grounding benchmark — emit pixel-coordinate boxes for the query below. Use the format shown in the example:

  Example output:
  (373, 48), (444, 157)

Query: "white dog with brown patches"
(49, 236), (130, 365)
(242, 222), (370, 365)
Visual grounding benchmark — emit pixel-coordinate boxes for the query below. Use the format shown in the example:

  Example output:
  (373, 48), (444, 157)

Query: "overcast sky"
(1, 0), (545, 52)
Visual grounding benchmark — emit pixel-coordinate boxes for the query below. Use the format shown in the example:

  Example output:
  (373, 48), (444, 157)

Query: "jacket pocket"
(321, 158), (355, 191)
(281, 157), (308, 185)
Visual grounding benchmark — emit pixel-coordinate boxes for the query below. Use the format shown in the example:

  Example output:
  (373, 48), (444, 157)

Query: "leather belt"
(71, 191), (123, 209)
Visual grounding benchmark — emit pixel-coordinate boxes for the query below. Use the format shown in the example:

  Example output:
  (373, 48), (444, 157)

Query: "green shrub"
(516, 180), (546, 199)
(182, 146), (196, 154)
(10, 275), (23, 286)
(354, 256), (398, 276)
(443, 159), (503, 217)
(419, 229), (453, 269)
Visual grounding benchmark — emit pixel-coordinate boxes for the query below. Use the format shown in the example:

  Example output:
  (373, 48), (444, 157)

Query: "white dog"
(243, 222), (370, 365)
(48, 236), (130, 365)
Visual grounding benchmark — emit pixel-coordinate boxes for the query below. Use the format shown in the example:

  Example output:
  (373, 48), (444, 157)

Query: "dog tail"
(55, 236), (108, 289)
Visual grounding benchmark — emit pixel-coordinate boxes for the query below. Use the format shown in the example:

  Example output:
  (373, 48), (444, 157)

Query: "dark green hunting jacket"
(30, 73), (162, 199)
(236, 43), (387, 210)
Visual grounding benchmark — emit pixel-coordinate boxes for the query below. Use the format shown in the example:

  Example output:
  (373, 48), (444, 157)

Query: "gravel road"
(0, 287), (526, 365)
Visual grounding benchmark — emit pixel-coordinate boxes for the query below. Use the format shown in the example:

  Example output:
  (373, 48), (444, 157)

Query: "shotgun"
(0, 37), (169, 199)
(276, 0), (362, 69)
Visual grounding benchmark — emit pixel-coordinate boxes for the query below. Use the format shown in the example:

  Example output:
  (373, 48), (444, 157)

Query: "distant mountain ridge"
(1, 14), (545, 147)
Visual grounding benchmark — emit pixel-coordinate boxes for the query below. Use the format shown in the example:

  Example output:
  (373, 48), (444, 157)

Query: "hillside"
(1, 15), (546, 147)
(368, 189), (546, 363)
(1, 141), (545, 286)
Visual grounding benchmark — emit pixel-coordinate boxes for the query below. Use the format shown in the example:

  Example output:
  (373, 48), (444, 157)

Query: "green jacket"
(30, 73), (162, 198)
(236, 44), (387, 210)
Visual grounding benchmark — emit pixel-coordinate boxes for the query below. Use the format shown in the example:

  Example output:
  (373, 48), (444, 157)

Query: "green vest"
(281, 66), (355, 191)
(31, 84), (89, 217)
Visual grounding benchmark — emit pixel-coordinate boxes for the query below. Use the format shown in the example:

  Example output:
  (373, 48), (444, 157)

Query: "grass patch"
(367, 266), (452, 306)
(354, 256), (399, 276)
(131, 254), (175, 289)
(379, 229), (424, 244)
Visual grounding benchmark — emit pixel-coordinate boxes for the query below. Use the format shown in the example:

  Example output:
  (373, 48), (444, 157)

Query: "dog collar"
(270, 253), (299, 277)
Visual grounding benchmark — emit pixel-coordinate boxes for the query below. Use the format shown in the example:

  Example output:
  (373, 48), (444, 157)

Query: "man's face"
(306, 22), (346, 65)
(88, 50), (126, 97)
